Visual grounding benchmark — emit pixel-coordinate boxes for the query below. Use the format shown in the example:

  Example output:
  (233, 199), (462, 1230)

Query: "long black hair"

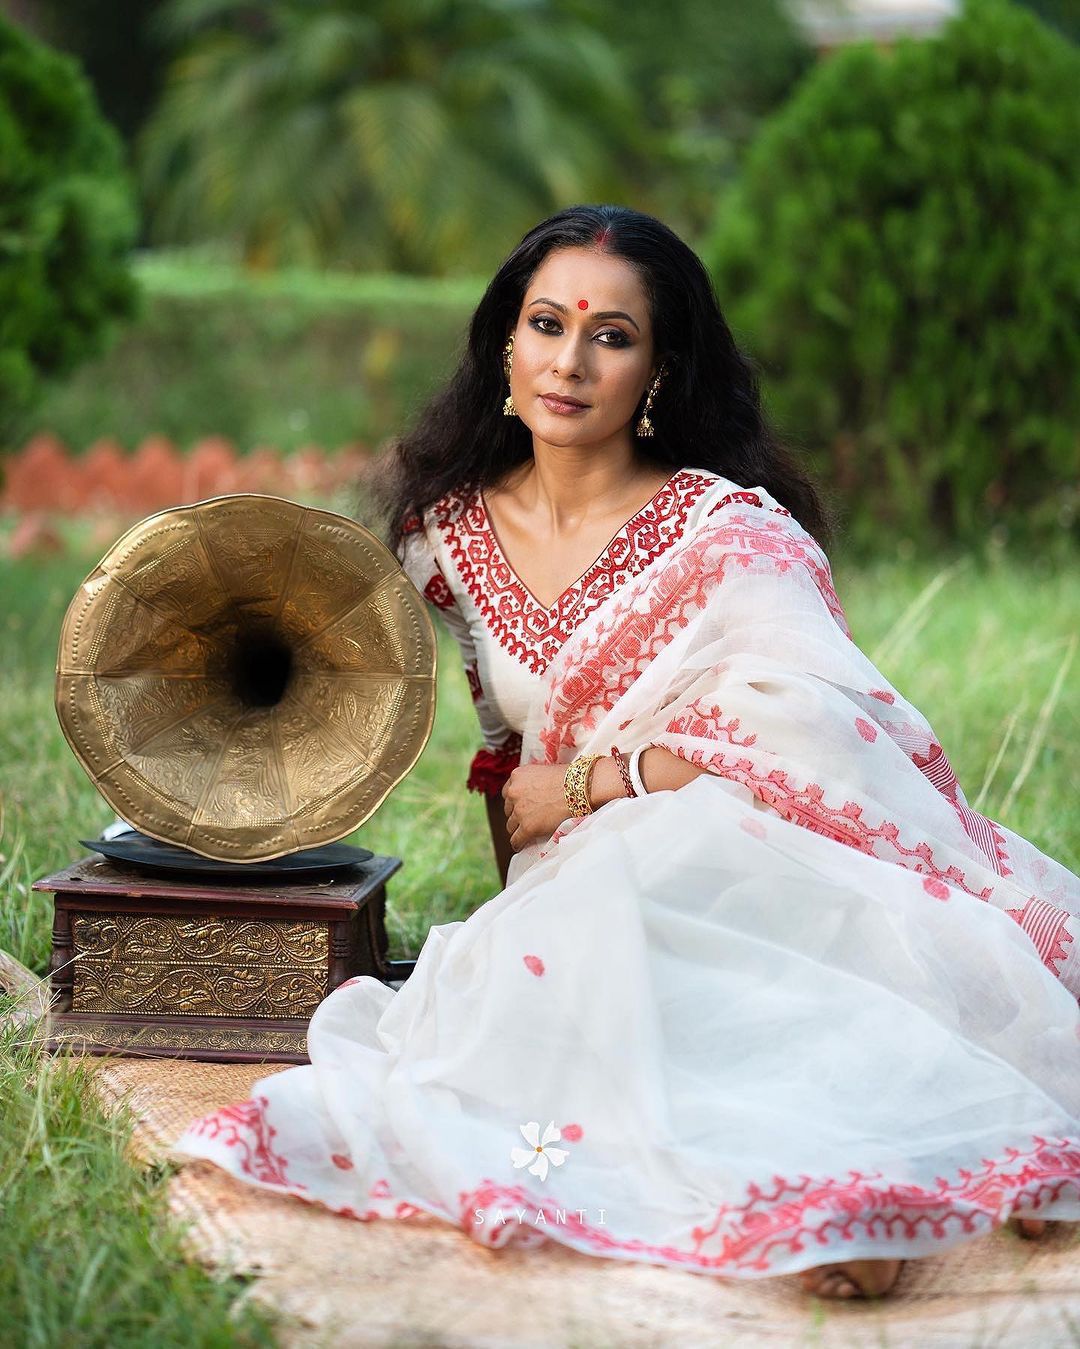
(375, 204), (829, 550)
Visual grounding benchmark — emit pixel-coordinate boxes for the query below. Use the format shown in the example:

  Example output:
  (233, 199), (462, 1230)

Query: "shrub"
(0, 17), (139, 441)
(705, 0), (1080, 547)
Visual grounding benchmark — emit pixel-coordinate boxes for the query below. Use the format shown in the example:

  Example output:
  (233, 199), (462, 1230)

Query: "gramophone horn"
(55, 494), (437, 862)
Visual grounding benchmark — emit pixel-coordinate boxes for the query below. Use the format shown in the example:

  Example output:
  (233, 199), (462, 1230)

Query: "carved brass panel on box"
(33, 854), (403, 1063)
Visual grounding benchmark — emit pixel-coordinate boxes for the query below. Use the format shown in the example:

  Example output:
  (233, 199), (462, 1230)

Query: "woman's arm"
(587, 747), (706, 805)
(397, 521), (523, 883)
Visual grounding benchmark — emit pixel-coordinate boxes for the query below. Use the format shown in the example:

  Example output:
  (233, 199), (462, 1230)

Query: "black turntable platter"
(81, 830), (374, 879)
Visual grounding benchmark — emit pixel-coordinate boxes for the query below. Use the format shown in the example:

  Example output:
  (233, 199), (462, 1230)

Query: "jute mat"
(83, 1056), (1080, 1349)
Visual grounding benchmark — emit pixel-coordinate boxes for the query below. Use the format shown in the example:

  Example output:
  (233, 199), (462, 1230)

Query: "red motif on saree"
(880, 721), (1012, 877)
(667, 701), (757, 747)
(185, 1096), (299, 1187)
(1005, 897), (1076, 978)
(708, 490), (791, 518)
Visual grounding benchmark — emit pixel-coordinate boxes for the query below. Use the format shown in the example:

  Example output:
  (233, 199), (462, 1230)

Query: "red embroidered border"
(457, 1136), (1080, 1271)
(707, 489), (791, 519)
(185, 1098), (1080, 1274)
(665, 742), (995, 900)
(886, 724), (1012, 877)
(434, 470), (716, 675)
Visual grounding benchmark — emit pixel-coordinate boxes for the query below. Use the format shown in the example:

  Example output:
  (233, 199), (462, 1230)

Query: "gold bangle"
(564, 754), (602, 818)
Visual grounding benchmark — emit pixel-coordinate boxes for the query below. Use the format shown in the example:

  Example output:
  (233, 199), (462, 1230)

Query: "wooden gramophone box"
(33, 852), (407, 1063)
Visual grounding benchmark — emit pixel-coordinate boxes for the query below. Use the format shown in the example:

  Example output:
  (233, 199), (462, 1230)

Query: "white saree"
(174, 488), (1080, 1280)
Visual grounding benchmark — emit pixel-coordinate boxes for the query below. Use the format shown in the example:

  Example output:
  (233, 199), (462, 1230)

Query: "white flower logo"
(510, 1120), (568, 1182)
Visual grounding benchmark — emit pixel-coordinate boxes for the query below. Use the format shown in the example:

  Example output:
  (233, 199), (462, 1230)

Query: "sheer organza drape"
(175, 492), (1080, 1278)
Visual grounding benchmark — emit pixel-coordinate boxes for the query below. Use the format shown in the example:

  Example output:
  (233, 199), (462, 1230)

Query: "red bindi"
(577, 299), (589, 310)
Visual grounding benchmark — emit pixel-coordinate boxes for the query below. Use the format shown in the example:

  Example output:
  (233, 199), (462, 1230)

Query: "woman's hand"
(502, 748), (711, 852)
(502, 764), (572, 852)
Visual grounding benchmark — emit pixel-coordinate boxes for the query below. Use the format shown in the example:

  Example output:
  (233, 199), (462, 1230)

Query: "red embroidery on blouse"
(434, 470), (716, 675)
(423, 571), (455, 610)
(401, 512), (423, 536)
(523, 955), (545, 977)
(467, 733), (523, 794)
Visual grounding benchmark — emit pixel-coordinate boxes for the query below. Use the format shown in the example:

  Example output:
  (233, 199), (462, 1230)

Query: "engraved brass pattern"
(55, 494), (436, 862)
(71, 912), (329, 1017)
(51, 1021), (307, 1055)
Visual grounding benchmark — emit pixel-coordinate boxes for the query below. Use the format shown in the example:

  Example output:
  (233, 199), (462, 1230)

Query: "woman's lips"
(540, 394), (590, 415)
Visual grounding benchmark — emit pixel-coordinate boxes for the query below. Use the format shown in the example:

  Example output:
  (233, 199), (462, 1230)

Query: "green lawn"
(1, 530), (1076, 1344)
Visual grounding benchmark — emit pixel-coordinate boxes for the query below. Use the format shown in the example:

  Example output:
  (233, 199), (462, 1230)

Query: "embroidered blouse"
(397, 468), (779, 794)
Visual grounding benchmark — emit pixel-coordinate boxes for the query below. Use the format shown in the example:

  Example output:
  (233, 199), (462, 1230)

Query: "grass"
(0, 1014), (280, 1347)
(0, 522), (1077, 1345)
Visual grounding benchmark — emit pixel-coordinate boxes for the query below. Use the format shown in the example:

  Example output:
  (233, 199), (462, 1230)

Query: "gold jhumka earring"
(502, 335), (517, 417)
(635, 366), (666, 437)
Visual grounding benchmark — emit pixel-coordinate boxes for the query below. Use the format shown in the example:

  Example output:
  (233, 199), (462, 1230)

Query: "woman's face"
(508, 246), (657, 450)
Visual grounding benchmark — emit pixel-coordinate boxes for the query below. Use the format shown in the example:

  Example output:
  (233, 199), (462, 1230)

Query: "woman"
(175, 205), (1080, 1302)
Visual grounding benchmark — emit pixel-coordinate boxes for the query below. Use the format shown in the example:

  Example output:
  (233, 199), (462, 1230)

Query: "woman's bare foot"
(799, 1258), (904, 1300)
(1013, 1217), (1048, 1239)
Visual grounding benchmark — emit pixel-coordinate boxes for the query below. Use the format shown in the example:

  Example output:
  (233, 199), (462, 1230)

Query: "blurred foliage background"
(706, 0), (1080, 548)
(0, 0), (1077, 551)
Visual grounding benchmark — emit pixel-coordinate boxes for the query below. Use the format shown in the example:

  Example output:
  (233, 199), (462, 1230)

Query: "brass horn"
(55, 494), (437, 862)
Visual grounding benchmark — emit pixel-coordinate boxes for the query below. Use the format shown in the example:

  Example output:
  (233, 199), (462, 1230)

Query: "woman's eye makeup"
(527, 314), (632, 346)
